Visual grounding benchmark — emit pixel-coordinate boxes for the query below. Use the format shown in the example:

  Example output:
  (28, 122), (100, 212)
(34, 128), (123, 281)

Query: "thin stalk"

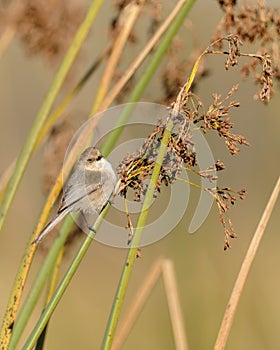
(1, 178), (63, 350)
(101, 2), (196, 348)
(91, 0), (144, 114)
(34, 245), (65, 350)
(162, 259), (188, 350)
(214, 176), (280, 350)
(8, 216), (74, 350)
(0, 0), (104, 237)
(102, 0), (196, 157)
(112, 258), (188, 350)
(21, 205), (110, 350)
(100, 0), (188, 110)
(112, 258), (163, 350)
(100, 117), (173, 350)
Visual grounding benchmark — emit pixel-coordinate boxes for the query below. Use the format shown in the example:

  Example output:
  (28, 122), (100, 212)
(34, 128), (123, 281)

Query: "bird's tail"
(32, 209), (69, 244)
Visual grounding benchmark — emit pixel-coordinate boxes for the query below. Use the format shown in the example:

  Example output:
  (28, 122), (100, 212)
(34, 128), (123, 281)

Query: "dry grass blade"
(162, 259), (188, 350)
(214, 176), (280, 350)
(112, 258), (188, 350)
(112, 258), (163, 350)
(100, 0), (188, 110)
(92, 0), (145, 113)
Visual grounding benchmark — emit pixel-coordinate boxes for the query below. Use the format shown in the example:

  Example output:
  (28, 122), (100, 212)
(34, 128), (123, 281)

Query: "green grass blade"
(8, 215), (74, 350)
(101, 118), (174, 350)
(21, 206), (109, 350)
(101, 1), (196, 348)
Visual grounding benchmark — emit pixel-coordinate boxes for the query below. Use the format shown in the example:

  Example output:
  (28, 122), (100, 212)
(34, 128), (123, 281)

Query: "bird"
(32, 147), (117, 244)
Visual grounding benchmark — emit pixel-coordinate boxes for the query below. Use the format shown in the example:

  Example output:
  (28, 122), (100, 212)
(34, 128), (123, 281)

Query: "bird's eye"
(87, 158), (94, 163)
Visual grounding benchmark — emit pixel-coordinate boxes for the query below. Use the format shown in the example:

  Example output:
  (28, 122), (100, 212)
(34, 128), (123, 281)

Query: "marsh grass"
(0, 1), (279, 349)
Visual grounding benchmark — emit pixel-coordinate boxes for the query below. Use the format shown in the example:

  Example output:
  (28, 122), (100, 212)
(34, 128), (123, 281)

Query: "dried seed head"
(213, 1), (280, 102)
(7, 0), (85, 64)
(117, 85), (247, 249)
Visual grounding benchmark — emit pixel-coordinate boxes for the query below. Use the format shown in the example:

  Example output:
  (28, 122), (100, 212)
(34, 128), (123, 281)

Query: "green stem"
(8, 216), (74, 350)
(101, 2), (196, 348)
(0, 0), (104, 235)
(21, 206), (109, 350)
(101, 118), (174, 350)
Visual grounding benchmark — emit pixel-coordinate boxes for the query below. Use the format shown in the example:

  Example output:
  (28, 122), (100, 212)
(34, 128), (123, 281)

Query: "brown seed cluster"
(1, 0), (85, 64)
(194, 84), (249, 156)
(211, 187), (247, 250)
(214, 0), (280, 103)
(117, 117), (187, 201)
(118, 84), (248, 249)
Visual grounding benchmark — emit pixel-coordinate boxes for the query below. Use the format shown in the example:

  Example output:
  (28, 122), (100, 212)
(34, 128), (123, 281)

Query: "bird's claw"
(88, 226), (96, 234)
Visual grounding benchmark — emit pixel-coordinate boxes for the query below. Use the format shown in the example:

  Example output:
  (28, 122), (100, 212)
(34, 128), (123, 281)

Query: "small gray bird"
(33, 147), (117, 244)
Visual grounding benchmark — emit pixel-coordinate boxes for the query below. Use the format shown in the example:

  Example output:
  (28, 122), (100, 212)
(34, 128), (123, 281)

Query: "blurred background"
(0, 0), (279, 349)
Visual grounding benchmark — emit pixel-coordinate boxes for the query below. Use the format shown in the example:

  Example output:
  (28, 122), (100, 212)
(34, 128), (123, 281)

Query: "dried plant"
(117, 32), (276, 249)
(0, 0), (85, 64)
(214, 0), (280, 102)
(194, 84), (249, 155)
(117, 86), (247, 249)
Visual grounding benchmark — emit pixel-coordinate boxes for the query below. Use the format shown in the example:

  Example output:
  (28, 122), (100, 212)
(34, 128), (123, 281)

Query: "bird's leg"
(100, 199), (113, 213)
(80, 212), (96, 234)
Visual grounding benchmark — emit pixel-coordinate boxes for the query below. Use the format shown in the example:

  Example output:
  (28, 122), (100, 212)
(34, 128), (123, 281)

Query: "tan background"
(0, 1), (279, 349)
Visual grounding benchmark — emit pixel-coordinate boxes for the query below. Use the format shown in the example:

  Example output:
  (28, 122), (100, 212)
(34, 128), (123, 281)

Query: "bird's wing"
(57, 183), (102, 214)
(32, 184), (101, 244)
